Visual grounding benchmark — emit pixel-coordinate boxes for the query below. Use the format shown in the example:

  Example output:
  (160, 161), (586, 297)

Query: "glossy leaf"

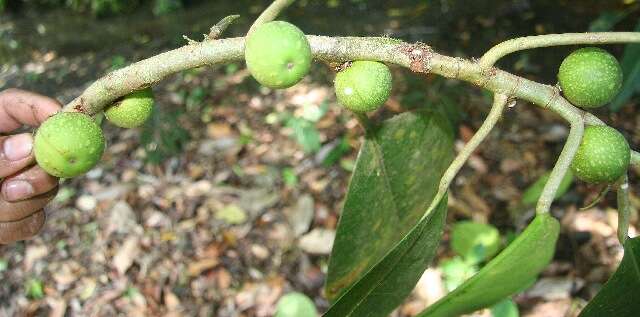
(324, 196), (448, 317)
(324, 108), (454, 316)
(579, 236), (640, 317)
(588, 11), (628, 32)
(418, 213), (560, 317)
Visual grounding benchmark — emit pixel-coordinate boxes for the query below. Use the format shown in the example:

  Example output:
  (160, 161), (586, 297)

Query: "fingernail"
(4, 180), (35, 201)
(4, 134), (33, 161)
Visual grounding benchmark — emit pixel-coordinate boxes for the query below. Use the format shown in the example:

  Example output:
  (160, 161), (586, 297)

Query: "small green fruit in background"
(105, 88), (154, 128)
(558, 47), (623, 108)
(334, 61), (392, 113)
(245, 21), (312, 89)
(450, 221), (501, 263)
(275, 292), (317, 317)
(34, 112), (105, 178)
(570, 125), (630, 184)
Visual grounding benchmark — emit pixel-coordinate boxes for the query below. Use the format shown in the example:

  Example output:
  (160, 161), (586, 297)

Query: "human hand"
(0, 89), (60, 244)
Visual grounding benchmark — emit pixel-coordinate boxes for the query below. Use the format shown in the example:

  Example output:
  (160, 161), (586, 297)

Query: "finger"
(0, 133), (35, 178)
(0, 88), (61, 133)
(2, 165), (59, 202)
(0, 210), (45, 244)
(0, 188), (57, 222)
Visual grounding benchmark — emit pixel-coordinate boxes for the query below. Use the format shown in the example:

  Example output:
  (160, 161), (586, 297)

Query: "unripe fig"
(34, 112), (105, 178)
(334, 61), (392, 113)
(275, 292), (317, 317)
(558, 47), (623, 108)
(570, 125), (630, 184)
(245, 21), (312, 89)
(105, 88), (154, 128)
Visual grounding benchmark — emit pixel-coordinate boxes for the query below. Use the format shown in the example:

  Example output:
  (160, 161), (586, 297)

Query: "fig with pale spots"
(34, 112), (105, 178)
(570, 125), (630, 183)
(245, 21), (312, 89)
(105, 88), (154, 128)
(558, 47), (623, 108)
(334, 61), (392, 113)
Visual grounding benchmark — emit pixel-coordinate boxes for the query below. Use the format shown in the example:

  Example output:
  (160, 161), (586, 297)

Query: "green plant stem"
(616, 174), (630, 244)
(60, 34), (640, 168)
(59, 33), (640, 215)
(247, 0), (296, 34)
(536, 115), (584, 214)
(421, 94), (508, 220)
(480, 32), (640, 67)
(353, 112), (373, 132)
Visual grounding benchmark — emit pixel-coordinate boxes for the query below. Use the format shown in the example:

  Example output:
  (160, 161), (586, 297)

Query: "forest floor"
(1, 3), (640, 317)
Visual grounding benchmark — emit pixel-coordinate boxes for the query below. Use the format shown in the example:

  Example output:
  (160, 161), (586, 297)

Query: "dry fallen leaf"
(188, 258), (220, 277)
(113, 236), (141, 275)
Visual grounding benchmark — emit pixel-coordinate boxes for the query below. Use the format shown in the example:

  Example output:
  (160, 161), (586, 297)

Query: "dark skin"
(0, 89), (60, 244)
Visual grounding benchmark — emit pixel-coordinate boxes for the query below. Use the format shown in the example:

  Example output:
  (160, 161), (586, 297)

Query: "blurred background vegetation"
(1, 1), (640, 316)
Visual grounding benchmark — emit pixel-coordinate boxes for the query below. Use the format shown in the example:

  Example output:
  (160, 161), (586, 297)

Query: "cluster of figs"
(35, 20), (630, 188)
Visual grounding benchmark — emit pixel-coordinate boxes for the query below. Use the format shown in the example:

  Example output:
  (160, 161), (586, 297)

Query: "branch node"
(543, 86), (561, 109)
(478, 66), (497, 89)
(402, 42), (434, 73)
(183, 35), (199, 45)
(508, 76), (522, 97)
(207, 14), (241, 40)
(454, 57), (464, 79)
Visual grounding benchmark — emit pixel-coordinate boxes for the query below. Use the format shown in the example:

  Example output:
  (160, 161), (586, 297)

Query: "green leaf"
(141, 107), (190, 164)
(610, 19), (640, 112)
(450, 221), (501, 263)
(521, 170), (574, 206)
(282, 168), (298, 187)
(579, 236), (640, 317)
(322, 137), (351, 167)
(325, 197), (448, 317)
(418, 213), (560, 317)
(441, 257), (478, 291)
(286, 117), (321, 153)
(491, 298), (519, 317)
(588, 11), (628, 32)
(25, 278), (45, 300)
(324, 108), (455, 316)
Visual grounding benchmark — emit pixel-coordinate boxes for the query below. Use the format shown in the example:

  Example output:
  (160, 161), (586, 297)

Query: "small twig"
(207, 15), (241, 40)
(353, 112), (373, 132)
(182, 35), (199, 45)
(421, 94), (508, 220)
(616, 174), (631, 244)
(580, 185), (610, 210)
(536, 114), (584, 214)
(248, 0), (296, 35)
(480, 32), (640, 67)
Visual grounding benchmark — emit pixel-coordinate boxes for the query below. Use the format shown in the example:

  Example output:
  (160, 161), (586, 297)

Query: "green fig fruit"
(570, 125), (630, 183)
(334, 61), (392, 113)
(245, 21), (312, 89)
(34, 112), (105, 178)
(558, 47), (623, 108)
(105, 88), (154, 128)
